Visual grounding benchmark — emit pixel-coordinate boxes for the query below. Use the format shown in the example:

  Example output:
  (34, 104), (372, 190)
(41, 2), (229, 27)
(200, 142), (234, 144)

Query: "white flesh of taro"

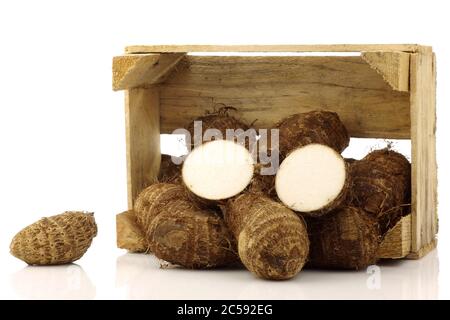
(275, 144), (346, 212)
(182, 140), (254, 200)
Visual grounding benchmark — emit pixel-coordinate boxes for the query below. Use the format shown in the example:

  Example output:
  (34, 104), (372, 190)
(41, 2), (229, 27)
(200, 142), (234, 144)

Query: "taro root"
(134, 183), (189, 238)
(274, 111), (350, 217)
(148, 199), (239, 268)
(10, 211), (97, 265)
(224, 193), (309, 280)
(350, 148), (411, 233)
(276, 111), (349, 158)
(307, 207), (381, 270)
(186, 106), (249, 144)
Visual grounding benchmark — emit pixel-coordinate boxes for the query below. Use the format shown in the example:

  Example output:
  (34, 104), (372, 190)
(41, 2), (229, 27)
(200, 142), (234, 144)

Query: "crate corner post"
(408, 46), (438, 259)
(112, 50), (186, 210)
(124, 87), (161, 210)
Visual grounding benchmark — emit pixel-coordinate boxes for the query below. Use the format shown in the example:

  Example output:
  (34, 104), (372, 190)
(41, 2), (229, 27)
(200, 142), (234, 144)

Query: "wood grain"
(159, 56), (410, 138)
(378, 215), (411, 259)
(407, 238), (437, 259)
(362, 52), (410, 92)
(116, 210), (147, 252)
(409, 49), (438, 257)
(125, 88), (160, 209)
(125, 44), (423, 54)
(113, 53), (185, 91)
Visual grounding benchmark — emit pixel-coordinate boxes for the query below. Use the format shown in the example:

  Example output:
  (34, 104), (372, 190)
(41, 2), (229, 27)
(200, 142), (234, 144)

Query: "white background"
(0, 0), (448, 300)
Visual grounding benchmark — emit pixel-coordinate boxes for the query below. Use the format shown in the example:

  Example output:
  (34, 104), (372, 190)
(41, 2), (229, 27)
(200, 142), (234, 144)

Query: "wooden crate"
(112, 44), (437, 260)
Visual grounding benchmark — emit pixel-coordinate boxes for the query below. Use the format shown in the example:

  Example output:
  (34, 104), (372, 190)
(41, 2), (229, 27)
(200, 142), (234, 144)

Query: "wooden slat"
(113, 53), (185, 91)
(378, 215), (411, 259)
(362, 52), (410, 92)
(407, 239), (437, 259)
(159, 56), (410, 138)
(125, 44), (422, 54)
(116, 210), (146, 252)
(409, 48), (438, 258)
(125, 88), (160, 209)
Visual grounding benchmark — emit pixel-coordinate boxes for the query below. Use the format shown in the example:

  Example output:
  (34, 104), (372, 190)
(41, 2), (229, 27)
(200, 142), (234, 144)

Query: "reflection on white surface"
(116, 250), (439, 300)
(11, 264), (96, 300)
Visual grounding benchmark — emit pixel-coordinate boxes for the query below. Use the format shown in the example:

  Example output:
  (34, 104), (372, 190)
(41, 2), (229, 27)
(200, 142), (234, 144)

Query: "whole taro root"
(307, 206), (381, 270)
(224, 193), (309, 280)
(134, 183), (189, 238)
(148, 198), (239, 268)
(10, 211), (97, 265)
(350, 149), (411, 233)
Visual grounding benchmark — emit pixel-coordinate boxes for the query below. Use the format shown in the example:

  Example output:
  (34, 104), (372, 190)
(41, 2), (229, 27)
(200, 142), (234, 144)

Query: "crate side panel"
(159, 56), (410, 138)
(410, 51), (438, 256)
(378, 215), (411, 259)
(125, 88), (161, 209)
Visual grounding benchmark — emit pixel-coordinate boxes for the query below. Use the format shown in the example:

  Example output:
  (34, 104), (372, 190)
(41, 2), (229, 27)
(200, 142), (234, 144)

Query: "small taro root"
(224, 193), (309, 280)
(307, 206), (380, 270)
(116, 210), (147, 253)
(276, 111), (349, 158)
(275, 144), (350, 217)
(134, 183), (189, 238)
(10, 211), (97, 265)
(182, 140), (254, 201)
(148, 199), (239, 268)
(350, 148), (411, 233)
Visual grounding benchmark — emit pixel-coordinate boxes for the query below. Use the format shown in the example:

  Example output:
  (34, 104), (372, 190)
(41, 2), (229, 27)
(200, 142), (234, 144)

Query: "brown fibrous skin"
(186, 107), (249, 145)
(349, 148), (411, 234)
(134, 183), (189, 238)
(276, 111), (349, 158)
(224, 193), (310, 280)
(148, 199), (239, 268)
(306, 207), (380, 270)
(116, 210), (147, 253)
(158, 155), (182, 183)
(10, 211), (97, 265)
(134, 182), (221, 237)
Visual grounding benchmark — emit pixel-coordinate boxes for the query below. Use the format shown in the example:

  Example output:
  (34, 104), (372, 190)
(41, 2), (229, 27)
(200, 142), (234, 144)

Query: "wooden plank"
(113, 53), (185, 91)
(116, 210), (147, 252)
(407, 238), (437, 259)
(126, 44), (422, 54)
(378, 215), (411, 259)
(431, 52), (438, 242)
(125, 88), (160, 209)
(409, 50), (438, 257)
(159, 56), (410, 138)
(362, 52), (410, 92)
